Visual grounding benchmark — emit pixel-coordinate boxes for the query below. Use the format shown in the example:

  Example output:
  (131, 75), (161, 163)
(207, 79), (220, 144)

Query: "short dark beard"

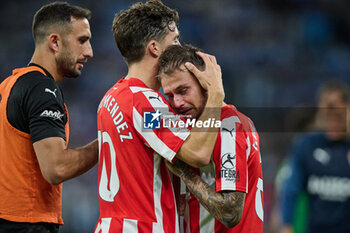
(57, 48), (80, 78)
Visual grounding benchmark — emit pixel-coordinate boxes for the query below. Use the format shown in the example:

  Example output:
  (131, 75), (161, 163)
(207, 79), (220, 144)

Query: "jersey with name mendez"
(94, 77), (189, 233)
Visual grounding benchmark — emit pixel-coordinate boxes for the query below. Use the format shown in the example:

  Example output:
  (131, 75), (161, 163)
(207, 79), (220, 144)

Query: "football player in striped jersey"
(159, 44), (264, 233)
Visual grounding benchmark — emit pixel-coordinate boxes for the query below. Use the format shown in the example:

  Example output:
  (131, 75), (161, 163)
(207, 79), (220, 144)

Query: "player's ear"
(48, 33), (61, 53)
(147, 40), (161, 59)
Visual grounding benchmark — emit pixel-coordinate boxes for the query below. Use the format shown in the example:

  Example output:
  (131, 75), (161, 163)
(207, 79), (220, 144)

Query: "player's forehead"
(161, 69), (191, 93)
(320, 90), (347, 107)
(69, 16), (91, 38)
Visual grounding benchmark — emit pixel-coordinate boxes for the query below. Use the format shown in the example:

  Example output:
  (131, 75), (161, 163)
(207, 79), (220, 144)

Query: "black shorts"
(0, 219), (59, 233)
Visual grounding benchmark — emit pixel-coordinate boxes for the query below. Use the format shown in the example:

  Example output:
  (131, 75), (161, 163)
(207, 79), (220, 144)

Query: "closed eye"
(174, 35), (180, 45)
(165, 93), (173, 100)
(178, 88), (187, 95)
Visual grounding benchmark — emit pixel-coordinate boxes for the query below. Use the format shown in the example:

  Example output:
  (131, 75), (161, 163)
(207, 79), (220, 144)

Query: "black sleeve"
(7, 71), (67, 143)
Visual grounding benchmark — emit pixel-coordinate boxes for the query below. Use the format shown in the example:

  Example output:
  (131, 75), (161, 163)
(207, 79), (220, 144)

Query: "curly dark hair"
(32, 1), (91, 44)
(112, 0), (179, 64)
(158, 44), (205, 76)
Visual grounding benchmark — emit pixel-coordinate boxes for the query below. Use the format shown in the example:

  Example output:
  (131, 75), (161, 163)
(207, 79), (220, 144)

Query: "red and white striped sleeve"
(214, 114), (248, 193)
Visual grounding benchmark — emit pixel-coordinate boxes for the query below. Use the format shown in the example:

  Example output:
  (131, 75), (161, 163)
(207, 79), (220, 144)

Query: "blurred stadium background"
(1, 0), (350, 232)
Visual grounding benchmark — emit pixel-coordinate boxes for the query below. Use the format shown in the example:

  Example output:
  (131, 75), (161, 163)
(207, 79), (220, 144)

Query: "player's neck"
(125, 59), (160, 91)
(30, 47), (63, 82)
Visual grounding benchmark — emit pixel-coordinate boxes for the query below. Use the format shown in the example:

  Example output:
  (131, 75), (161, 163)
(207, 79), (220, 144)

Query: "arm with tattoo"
(167, 160), (246, 228)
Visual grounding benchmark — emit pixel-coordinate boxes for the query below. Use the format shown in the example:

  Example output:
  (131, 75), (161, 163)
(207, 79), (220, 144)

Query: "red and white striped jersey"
(94, 78), (190, 233)
(183, 105), (263, 233)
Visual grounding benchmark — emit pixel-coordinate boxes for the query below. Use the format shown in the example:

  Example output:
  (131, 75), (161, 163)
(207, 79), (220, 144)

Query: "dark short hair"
(112, 0), (179, 64)
(158, 44), (205, 76)
(317, 79), (350, 104)
(32, 1), (91, 44)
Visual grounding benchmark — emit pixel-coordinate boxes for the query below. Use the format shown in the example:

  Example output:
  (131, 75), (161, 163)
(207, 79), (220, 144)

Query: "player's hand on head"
(185, 52), (224, 101)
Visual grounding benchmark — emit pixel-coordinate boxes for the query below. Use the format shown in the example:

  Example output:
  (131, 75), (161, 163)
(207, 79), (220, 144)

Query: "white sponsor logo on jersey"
(40, 110), (64, 121)
(308, 175), (350, 201)
(45, 88), (57, 98)
(313, 148), (330, 165)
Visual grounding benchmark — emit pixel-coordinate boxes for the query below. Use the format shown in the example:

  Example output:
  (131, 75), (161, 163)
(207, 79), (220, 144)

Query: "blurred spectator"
(280, 80), (350, 233)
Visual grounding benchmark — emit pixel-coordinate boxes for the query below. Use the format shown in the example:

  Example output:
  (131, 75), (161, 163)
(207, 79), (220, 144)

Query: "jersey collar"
(28, 63), (54, 80)
(120, 77), (151, 89)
